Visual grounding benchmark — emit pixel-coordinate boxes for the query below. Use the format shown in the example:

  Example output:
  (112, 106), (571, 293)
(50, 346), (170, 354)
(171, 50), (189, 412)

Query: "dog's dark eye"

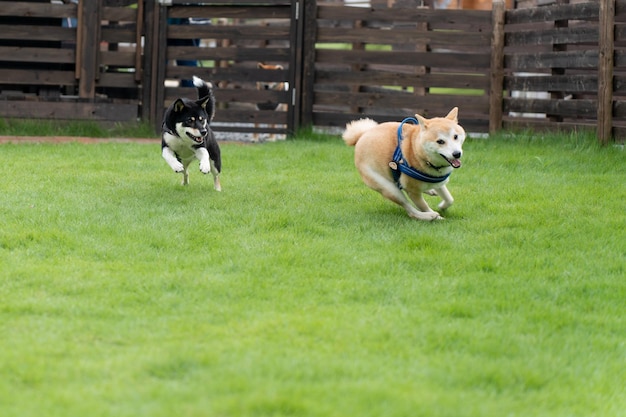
(437, 139), (445, 145)
(453, 134), (458, 140)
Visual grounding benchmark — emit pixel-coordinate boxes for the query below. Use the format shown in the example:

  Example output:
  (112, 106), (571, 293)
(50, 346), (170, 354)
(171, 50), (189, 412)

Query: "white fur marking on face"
(175, 122), (203, 142)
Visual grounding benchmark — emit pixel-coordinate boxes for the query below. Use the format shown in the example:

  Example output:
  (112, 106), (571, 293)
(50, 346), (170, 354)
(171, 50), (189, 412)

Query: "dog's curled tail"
(192, 75), (215, 121)
(192, 76), (213, 98)
(342, 118), (378, 146)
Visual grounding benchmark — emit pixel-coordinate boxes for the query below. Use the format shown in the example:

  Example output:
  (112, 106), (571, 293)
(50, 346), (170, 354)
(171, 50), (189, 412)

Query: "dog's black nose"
(200, 129), (207, 136)
(453, 151), (462, 159)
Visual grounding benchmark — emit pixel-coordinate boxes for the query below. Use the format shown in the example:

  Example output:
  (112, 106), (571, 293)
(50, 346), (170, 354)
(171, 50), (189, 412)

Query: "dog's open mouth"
(186, 132), (204, 143)
(441, 154), (462, 169)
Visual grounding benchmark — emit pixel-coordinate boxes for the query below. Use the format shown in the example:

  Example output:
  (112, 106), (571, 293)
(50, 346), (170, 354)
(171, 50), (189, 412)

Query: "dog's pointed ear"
(173, 99), (186, 113)
(445, 107), (458, 122)
(414, 113), (428, 128)
(197, 95), (210, 110)
(198, 95), (215, 121)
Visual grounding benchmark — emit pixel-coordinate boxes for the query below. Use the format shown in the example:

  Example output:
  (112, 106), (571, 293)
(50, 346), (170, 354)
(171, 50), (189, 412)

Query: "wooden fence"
(0, 0), (143, 122)
(142, 0), (301, 139)
(300, 1), (493, 134)
(495, 0), (623, 144)
(0, 0), (623, 143)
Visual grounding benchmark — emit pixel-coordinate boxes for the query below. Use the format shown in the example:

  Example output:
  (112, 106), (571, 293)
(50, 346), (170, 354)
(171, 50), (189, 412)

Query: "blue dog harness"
(389, 117), (450, 189)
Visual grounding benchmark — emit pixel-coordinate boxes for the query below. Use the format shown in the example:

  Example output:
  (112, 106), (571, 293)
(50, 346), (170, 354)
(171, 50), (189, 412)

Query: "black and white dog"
(161, 76), (221, 191)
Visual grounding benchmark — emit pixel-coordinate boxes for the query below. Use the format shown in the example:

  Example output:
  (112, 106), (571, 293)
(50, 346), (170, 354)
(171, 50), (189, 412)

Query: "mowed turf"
(0, 132), (624, 417)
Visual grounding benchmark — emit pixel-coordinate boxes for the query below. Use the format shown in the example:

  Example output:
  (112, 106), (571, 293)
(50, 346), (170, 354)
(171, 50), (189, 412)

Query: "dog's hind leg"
(210, 160), (222, 191)
(361, 170), (440, 221)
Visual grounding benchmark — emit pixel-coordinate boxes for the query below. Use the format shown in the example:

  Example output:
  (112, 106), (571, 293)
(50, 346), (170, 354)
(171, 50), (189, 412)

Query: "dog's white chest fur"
(163, 131), (196, 163)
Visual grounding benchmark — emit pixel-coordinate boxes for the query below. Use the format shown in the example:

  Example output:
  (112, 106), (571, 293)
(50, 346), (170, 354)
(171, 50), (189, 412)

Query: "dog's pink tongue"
(450, 159), (462, 168)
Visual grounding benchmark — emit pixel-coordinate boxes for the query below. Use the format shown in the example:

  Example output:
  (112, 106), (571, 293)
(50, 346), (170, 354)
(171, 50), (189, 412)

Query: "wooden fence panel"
(0, 0), (143, 122)
(310, 3), (492, 132)
(502, 0), (604, 133)
(0, 0), (624, 143)
(152, 1), (297, 140)
(97, 1), (143, 93)
(0, 1), (77, 94)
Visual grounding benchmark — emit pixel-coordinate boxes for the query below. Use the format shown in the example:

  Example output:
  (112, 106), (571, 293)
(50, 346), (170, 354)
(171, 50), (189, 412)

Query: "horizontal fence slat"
(100, 50), (137, 67)
(0, 100), (138, 121)
(167, 25), (289, 41)
(166, 24), (290, 41)
(504, 98), (597, 118)
(317, 5), (490, 26)
(101, 27), (138, 43)
(313, 91), (489, 113)
(0, 46), (75, 64)
(169, 5), (291, 19)
(171, 0), (291, 5)
(315, 70), (489, 90)
(316, 27), (490, 47)
(504, 74), (598, 93)
(101, 6), (137, 21)
(506, 26), (598, 47)
(506, 2), (600, 25)
(166, 67), (288, 84)
(163, 86), (289, 104)
(0, 69), (75, 86)
(316, 49), (490, 68)
(505, 50), (598, 70)
(167, 46), (291, 62)
(311, 111), (489, 132)
(503, 119), (596, 133)
(97, 72), (140, 88)
(0, 2), (76, 18)
(0, 25), (76, 42)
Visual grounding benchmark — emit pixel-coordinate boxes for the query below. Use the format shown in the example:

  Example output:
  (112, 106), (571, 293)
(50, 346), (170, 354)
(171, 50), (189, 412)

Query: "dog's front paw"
(171, 161), (184, 173)
(438, 198), (454, 211)
(199, 160), (211, 174)
(438, 201), (451, 211)
(419, 211), (443, 222)
(426, 211), (444, 221)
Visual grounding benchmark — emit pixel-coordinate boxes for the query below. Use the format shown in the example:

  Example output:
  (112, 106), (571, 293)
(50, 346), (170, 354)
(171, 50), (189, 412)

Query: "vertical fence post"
(289, 0), (304, 135)
(489, 0), (505, 135)
(142, 0), (168, 132)
(77, 0), (101, 99)
(598, 0), (615, 145)
(299, 0), (317, 128)
(134, 0), (144, 83)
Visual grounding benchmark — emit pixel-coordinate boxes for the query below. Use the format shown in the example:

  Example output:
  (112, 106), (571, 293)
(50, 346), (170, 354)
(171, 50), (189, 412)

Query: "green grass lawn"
(0, 131), (624, 417)
(0, 118), (156, 138)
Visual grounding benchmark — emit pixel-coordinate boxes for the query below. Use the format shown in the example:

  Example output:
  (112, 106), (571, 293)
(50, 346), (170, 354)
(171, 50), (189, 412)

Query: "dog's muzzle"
(441, 152), (462, 168)
(186, 131), (206, 143)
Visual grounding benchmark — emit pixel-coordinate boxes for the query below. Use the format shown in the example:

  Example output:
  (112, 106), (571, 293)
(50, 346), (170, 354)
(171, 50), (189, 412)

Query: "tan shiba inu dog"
(342, 108), (465, 221)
